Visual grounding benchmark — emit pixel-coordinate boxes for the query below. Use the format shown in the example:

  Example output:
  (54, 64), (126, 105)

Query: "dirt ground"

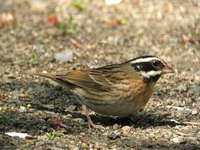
(0, 0), (200, 149)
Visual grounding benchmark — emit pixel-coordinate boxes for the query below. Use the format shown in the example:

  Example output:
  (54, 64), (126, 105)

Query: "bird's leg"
(86, 114), (98, 129)
(82, 105), (104, 129)
(129, 110), (146, 123)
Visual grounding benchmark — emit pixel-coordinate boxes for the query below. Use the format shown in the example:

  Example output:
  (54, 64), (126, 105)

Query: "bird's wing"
(52, 70), (112, 92)
(34, 64), (146, 103)
(88, 64), (128, 86)
(63, 65), (134, 103)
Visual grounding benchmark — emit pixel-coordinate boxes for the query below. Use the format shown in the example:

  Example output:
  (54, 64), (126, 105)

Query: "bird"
(34, 55), (173, 128)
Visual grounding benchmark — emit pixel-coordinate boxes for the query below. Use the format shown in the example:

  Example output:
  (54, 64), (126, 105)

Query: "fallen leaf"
(50, 120), (69, 128)
(47, 16), (58, 25)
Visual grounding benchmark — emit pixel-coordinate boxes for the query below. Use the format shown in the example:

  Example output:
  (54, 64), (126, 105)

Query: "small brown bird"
(34, 56), (173, 128)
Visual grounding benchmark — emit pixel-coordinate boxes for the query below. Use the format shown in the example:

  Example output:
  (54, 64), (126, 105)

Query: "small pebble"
(105, 0), (122, 5)
(192, 109), (198, 115)
(54, 51), (74, 63)
(177, 85), (187, 92)
(27, 104), (32, 108)
(122, 126), (131, 136)
(112, 123), (119, 130)
(31, 0), (47, 12)
(108, 130), (121, 140)
(80, 143), (88, 148)
(189, 85), (200, 97)
(170, 136), (184, 144)
(19, 106), (27, 113)
(67, 105), (77, 111)
(73, 118), (85, 124)
(66, 114), (72, 118)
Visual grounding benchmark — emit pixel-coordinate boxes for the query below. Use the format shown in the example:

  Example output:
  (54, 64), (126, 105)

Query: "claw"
(87, 115), (104, 129)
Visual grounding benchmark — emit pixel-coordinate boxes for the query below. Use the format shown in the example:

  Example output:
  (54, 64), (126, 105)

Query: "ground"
(0, 0), (200, 149)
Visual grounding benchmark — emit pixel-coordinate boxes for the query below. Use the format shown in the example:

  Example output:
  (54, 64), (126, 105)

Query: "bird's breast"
(72, 81), (155, 117)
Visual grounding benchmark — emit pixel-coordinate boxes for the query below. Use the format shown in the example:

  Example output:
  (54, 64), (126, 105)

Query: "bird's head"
(128, 56), (174, 82)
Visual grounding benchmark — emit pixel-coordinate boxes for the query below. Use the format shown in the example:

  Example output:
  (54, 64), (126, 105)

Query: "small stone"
(66, 114), (72, 118)
(67, 105), (77, 111)
(170, 136), (184, 144)
(105, 0), (122, 5)
(54, 51), (74, 63)
(73, 118), (85, 124)
(71, 147), (79, 150)
(122, 126), (131, 136)
(0, 66), (6, 76)
(80, 132), (85, 136)
(19, 106), (27, 113)
(27, 104), (32, 108)
(189, 85), (200, 97)
(177, 85), (187, 92)
(46, 28), (60, 36)
(102, 131), (109, 136)
(192, 109), (198, 115)
(108, 130), (121, 140)
(112, 123), (119, 130)
(80, 143), (88, 148)
(124, 138), (138, 147)
(31, 0), (47, 12)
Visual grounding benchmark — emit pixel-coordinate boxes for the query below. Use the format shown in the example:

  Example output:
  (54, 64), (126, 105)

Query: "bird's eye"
(136, 65), (141, 70)
(152, 61), (163, 68)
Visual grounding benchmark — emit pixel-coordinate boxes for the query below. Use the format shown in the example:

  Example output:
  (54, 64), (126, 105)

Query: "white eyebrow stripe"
(131, 57), (160, 64)
(141, 70), (162, 78)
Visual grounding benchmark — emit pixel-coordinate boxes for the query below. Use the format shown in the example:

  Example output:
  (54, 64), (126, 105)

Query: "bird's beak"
(162, 66), (174, 74)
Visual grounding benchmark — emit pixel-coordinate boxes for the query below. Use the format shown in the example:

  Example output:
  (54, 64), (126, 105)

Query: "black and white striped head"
(127, 56), (173, 82)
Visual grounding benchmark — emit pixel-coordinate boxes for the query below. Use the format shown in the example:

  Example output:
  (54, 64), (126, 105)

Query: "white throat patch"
(141, 70), (162, 78)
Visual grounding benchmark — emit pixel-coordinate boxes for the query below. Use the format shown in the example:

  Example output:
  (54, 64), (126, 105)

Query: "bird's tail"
(33, 73), (57, 80)
(21, 72), (57, 80)
(22, 72), (73, 89)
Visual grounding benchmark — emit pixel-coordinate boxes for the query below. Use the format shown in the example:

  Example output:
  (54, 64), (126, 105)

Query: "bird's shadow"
(84, 113), (185, 128)
(24, 80), (184, 129)
(31, 102), (185, 129)
(0, 79), (185, 132)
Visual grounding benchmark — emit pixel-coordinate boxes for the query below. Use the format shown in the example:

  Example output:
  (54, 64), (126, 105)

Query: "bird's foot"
(87, 115), (104, 129)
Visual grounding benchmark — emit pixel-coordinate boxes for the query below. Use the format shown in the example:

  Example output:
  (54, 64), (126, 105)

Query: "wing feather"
(34, 64), (146, 103)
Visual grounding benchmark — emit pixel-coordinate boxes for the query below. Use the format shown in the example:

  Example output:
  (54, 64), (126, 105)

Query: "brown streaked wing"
(89, 64), (126, 85)
(55, 70), (111, 92)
